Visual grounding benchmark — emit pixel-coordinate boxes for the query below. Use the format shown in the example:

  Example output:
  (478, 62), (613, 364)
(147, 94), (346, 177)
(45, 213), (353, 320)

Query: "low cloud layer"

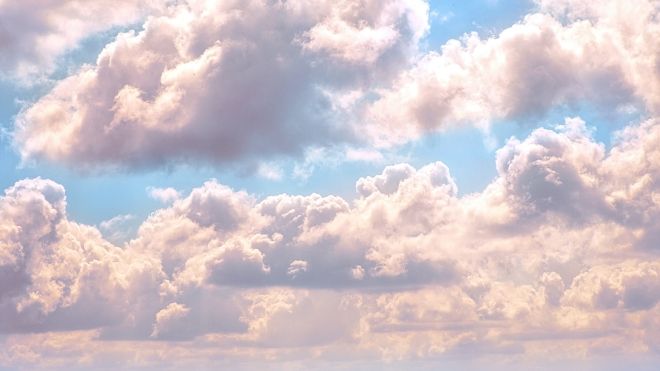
(2, 116), (659, 368)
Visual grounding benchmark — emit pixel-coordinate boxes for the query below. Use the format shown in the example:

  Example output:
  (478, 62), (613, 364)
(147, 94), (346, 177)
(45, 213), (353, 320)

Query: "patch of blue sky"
(423, 0), (536, 51)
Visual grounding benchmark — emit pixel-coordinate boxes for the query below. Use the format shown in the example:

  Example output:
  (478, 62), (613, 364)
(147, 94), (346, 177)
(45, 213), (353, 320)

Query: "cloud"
(8, 0), (660, 174)
(150, 302), (191, 340)
(562, 261), (660, 311)
(2, 116), (660, 368)
(13, 0), (429, 170)
(345, 147), (385, 163)
(493, 117), (610, 224)
(299, 0), (428, 65)
(363, 0), (660, 146)
(99, 213), (137, 244)
(147, 186), (180, 204)
(2, 1), (660, 367)
(0, 178), (164, 334)
(256, 163), (284, 181)
(0, 0), (163, 81)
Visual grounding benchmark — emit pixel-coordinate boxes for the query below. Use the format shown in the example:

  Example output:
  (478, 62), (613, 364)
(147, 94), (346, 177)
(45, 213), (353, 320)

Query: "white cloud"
(0, 0), (163, 81)
(99, 213), (136, 244)
(256, 163), (284, 181)
(363, 0), (660, 146)
(0, 178), (164, 333)
(299, 0), (427, 65)
(345, 148), (385, 163)
(150, 302), (191, 339)
(13, 0), (658, 170)
(2, 116), (660, 367)
(287, 260), (309, 279)
(147, 186), (180, 204)
(7, 0), (660, 174)
(2, 0), (660, 368)
(13, 0), (429, 170)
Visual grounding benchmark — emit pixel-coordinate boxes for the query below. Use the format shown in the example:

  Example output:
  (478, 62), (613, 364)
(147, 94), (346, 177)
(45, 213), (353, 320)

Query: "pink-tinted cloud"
(0, 0), (163, 81)
(13, 0), (428, 170)
(2, 116), (660, 368)
(13, 0), (660, 171)
(2, 1), (660, 368)
(364, 0), (660, 146)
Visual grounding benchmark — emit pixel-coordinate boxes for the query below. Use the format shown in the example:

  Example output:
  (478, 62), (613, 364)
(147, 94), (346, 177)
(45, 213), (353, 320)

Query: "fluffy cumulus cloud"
(13, 0), (429, 170)
(364, 0), (660, 145)
(2, 115), (660, 368)
(12, 0), (660, 171)
(2, 0), (660, 369)
(0, 0), (165, 80)
(0, 178), (164, 335)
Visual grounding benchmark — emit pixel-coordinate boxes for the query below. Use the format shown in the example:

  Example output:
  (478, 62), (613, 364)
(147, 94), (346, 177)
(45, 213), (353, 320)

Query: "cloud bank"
(2, 0), (659, 369)
(2, 116), (660, 368)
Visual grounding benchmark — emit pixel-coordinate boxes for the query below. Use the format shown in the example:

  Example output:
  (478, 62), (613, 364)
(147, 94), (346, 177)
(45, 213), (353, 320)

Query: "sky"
(0, 0), (658, 369)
